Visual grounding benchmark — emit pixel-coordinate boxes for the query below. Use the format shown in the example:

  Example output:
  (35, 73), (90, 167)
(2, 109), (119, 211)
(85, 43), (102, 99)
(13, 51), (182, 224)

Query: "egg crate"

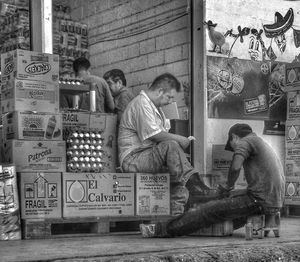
(65, 128), (105, 173)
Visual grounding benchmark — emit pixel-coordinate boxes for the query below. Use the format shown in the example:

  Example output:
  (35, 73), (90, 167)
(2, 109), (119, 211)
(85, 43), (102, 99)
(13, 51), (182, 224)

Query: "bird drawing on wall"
(204, 20), (226, 53)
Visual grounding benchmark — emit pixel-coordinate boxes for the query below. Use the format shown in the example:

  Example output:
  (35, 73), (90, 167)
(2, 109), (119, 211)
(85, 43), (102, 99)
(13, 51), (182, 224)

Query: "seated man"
(118, 73), (212, 216)
(60, 57), (114, 112)
(140, 123), (285, 237)
(103, 69), (135, 123)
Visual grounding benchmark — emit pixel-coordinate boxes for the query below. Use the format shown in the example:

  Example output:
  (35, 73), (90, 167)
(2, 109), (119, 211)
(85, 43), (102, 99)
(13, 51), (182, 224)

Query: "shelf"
(59, 83), (90, 95)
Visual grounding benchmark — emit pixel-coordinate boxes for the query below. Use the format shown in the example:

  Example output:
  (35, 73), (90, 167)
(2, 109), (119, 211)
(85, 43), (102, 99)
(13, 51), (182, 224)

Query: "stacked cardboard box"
(0, 49), (66, 225)
(285, 84), (300, 205)
(62, 111), (117, 173)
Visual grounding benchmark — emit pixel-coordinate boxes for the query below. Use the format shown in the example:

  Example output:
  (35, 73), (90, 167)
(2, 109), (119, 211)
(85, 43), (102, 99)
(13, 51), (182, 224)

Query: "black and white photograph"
(0, 0), (299, 261)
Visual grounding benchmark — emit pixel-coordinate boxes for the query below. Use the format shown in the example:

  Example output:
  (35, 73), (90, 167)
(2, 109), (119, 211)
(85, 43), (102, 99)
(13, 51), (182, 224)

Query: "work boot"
(139, 222), (170, 238)
(185, 173), (220, 208)
(185, 173), (213, 195)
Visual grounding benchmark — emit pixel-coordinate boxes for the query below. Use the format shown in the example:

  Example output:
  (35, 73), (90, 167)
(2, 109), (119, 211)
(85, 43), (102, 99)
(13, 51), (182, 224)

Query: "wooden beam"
(190, 0), (206, 173)
(30, 0), (53, 53)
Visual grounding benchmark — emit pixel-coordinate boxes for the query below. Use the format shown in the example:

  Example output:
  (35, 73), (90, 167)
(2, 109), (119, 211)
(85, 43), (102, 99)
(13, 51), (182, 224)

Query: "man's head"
(73, 57), (91, 78)
(225, 123), (253, 151)
(148, 73), (181, 107)
(103, 69), (126, 96)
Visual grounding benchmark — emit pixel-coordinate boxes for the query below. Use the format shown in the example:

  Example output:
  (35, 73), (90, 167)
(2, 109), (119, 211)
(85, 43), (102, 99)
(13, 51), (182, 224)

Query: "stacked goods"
(0, 49), (66, 225)
(0, 49), (66, 173)
(66, 129), (104, 173)
(0, 1), (30, 53)
(0, 165), (21, 240)
(285, 87), (300, 205)
(19, 172), (62, 219)
(62, 172), (135, 218)
(136, 173), (170, 216)
(52, 3), (89, 82)
(62, 111), (117, 173)
(0, 49), (60, 115)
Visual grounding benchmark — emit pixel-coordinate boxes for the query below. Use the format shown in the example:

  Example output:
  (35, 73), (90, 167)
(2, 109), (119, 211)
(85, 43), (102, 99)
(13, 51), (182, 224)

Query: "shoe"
(140, 223), (157, 237)
(139, 222), (170, 238)
(186, 173), (213, 196)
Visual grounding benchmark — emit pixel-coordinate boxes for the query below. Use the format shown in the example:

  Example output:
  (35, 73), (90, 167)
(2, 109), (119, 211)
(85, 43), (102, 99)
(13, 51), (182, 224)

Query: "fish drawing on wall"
(263, 8), (294, 53)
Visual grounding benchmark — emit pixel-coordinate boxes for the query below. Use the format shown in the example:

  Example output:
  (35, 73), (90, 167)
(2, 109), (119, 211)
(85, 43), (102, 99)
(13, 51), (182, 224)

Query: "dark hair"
(73, 57), (91, 75)
(103, 69), (127, 86)
(225, 123), (253, 151)
(149, 73), (181, 92)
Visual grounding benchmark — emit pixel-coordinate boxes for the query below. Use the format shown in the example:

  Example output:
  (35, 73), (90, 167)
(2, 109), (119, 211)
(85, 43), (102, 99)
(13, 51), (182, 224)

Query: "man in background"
(60, 57), (115, 112)
(103, 69), (135, 123)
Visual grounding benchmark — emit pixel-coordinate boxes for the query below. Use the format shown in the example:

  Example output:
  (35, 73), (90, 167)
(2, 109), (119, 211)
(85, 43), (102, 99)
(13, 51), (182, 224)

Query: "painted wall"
(205, 0), (300, 173)
(69, 0), (295, 175)
(69, 0), (190, 119)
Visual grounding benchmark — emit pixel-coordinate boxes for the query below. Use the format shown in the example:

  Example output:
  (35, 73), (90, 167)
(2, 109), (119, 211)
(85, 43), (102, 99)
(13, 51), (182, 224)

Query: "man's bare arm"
(149, 131), (191, 149)
(227, 154), (245, 189)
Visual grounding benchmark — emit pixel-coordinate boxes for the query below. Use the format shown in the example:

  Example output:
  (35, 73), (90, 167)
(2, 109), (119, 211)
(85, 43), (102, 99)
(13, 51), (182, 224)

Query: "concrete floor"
(0, 217), (299, 262)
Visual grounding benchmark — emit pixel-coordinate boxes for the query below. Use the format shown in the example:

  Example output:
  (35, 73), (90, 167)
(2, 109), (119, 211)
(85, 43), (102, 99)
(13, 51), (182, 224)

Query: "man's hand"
(178, 136), (191, 149)
(217, 184), (233, 196)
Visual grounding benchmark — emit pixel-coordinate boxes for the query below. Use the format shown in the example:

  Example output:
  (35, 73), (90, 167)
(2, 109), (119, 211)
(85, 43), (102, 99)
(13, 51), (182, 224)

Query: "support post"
(190, 0), (206, 173)
(30, 0), (53, 53)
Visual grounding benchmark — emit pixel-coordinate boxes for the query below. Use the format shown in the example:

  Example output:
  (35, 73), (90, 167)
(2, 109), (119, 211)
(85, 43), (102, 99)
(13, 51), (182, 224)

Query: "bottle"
(245, 221), (253, 240)
(45, 116), (57, 139)
(90, 82), (96, 112)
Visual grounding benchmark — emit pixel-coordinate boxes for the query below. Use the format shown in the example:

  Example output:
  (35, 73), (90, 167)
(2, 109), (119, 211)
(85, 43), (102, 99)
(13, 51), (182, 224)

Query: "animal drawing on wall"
(204, 20), (229, 55)
(206, 7), (300, 62)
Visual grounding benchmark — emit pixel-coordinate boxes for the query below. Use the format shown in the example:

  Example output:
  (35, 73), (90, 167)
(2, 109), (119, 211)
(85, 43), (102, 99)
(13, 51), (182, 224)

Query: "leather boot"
(185, 173), (220, 208)
(185, 173), (211, 195)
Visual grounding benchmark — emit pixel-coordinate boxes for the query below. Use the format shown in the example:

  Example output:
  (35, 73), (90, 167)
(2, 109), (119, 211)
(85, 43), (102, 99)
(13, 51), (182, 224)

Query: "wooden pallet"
(21, 216), (172, 239)
(191, 220), (233, 237)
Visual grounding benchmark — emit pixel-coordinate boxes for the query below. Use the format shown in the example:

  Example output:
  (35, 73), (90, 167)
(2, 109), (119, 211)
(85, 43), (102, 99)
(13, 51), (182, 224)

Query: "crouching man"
(140, 123), (285, 237)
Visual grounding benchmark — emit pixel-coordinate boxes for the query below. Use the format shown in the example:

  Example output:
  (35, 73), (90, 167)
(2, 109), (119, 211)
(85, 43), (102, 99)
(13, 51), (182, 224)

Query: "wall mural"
(207, 56), (287, 120)
(206, 6), (299, 120)
(205, 8), (300, 62)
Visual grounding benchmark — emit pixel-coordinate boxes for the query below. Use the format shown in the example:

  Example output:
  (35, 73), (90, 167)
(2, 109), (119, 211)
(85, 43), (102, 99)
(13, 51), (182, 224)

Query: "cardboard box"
(89, 113), (117, 172)
(285, 176), (300, 205)
(283, 62), (300, 91)
(1, 49), (59, 85)
(2, 140), (66, 172)
(2, 111), (63, 141)
(62, 172), (134, 218)
(286, 119), (300, 145)
(285, 159), (300, 177)
(61, 111), (91, 139)
(136, 173), (170, 216)
(211, 145), (247, 189)
(0, 165), (22, 240)
(1, 79), (59, 114)
(192, 220), (233, 236)
(286, 91), (300, 119)
(19, 172), (62, 219)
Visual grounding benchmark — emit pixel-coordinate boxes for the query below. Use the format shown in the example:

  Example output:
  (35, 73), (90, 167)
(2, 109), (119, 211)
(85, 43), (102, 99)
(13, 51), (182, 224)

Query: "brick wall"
(69, 0), (190, 119)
